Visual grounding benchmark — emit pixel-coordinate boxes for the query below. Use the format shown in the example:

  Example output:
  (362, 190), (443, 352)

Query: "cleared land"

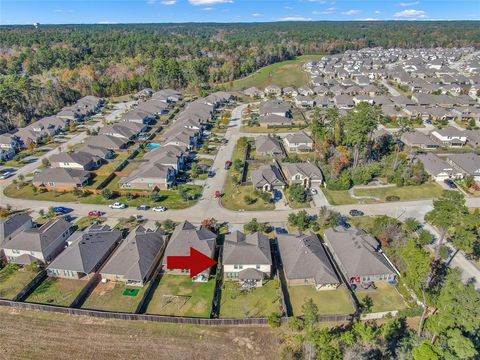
(321, 189), (358, 205)
(82, 281), (147, 313)
(146, 275), (215, 318)
(0, 307), (279, 360)
(26, 278), (86, 306)
(353, 183), (444, 202)
(220, 280), (282, 318)
(356, 283), (408, 313)
(288, 285), (355, 316)
(228, 55), (324, 90)
(0, 264), (41, 300)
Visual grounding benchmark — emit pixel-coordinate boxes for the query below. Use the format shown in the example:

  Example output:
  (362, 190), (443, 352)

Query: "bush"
(439, 245), (450, 260)
(417, 229), (434, 245)
(326, 171), (352, 191)
(101, 188), (113, 199)
(254, 190), (271, 203)
(386, 195), (400, 202)
(267, 312), (281, 328)
(288, 184), (308, 203)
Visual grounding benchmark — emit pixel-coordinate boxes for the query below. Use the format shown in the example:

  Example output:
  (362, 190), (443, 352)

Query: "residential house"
(223, 231), (272, 287)
(251, 165), (286, 192)
(430, 127), (467, 147)
(255, 135), (285, 157)
(264, 85), (282, 96)
(121, 109), (155, 125)
(2, 218), (73, 264)
(333, 94), (354, 109)
(283, 132), (314, 152)
(281, 162), (324, 188)
(447, 153), (480, 182)
(75, 144), (115, 160)
(0, 213), (33, 249)
(243, 87), (264, 98)
(294, 95), (315, 108)
(49, 152), (102, 171)
(259, 114), (293, 128)
(143, 144), (187, 172)
(119, 162), (175, 190)
(259, 100), (292, 117)
(465, 130), (480, 148)
(0, 134), (20, 160)
(47, 225), (122, 280)
(84, 134), (130, 150)
(401, 130), (440, 149)
(99, 122), (146, 140)
(277, 233), (340, 290)
(162, 221), (216, 280)
(323, 227), (397, 287)
(414, 152), (457, 181)
(32, 168), (91, 191)
(101, 226), (167, 287)
(282, 87), (298, 97)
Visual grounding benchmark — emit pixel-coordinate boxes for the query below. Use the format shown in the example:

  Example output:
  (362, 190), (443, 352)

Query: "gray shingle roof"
(281, 162), (323, 182)
(251, 165), (286, 188)
(0, 213), (32, 245)
(33, 168), (91, 185)
(277, 233), (339, 285)
(223, 231), (272, 266)
(255, 135), (284, 156)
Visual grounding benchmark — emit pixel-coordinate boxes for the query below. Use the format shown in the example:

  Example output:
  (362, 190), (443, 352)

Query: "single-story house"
(75, 144), (115, 160)
(100, 226), (167, 287)
(251, 165), (286, 192)
(277, 233), (340, 290)
(255, 135), (285, 157)
(447, 153), (480, 182)
(49, 151), (102, 171)
(243, 87), (265, 98)
(430, 127), (467, 147)
(83, 134), (130, 150)
(2, 218), (73, 264)
(32, 168), (91, 191)
(223, 231), (272, 287)
(414, 152), (458, 181)
(401, 130), (440, 149)
(259, 100), (291, 117)
(0, 213), (33, 248)
(259, 114), (293, 128)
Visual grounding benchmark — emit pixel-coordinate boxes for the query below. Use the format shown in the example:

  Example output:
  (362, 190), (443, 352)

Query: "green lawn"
(84, 175), (108, 190)
(220, 280), (282, 318)
(228, 55), (324, 90)
(82, 281), (147, 313)
(26, 278), (86, 306)
(284, 188), (311, 209)
(222, 181), (274, 211)
(146, 275), (215, 318)
(353, 183), (444, 202)
(321, 189), (358, 205)
(75, 216), (106, 231)
(4, 183), (203, 210)
(356, 282), (408, 313)
(0, 264), (41, 300)
(288, 285), (355, 316)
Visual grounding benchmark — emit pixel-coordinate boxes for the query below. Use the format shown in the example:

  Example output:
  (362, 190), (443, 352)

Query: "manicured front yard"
(220, 280), (282, 318)
(0, 264), (41, 300)
(221, 181), (274, 211)
(82, 281), (147, 313)
(26, 278), (86, 306)
(353, 183), (444, 202)
(284, 187), (311, 209)
(355, 282), (407, 313)
(287, 285), (355, 316)
(146, 275), (215, 318)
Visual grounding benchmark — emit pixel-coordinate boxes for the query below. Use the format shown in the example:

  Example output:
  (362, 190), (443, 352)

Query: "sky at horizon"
(1, 0), (479, 25)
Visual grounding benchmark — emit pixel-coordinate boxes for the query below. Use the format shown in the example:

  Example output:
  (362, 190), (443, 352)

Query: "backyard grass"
(220, 280), (282, 318)
(0, 264), (41, 300)
(353, 183), (444, 202)
(4, 183), (203, 210)
(321, 189), (358, 205)
(75, 216), (106, 231)
(85, 175), (108, 190)
(288, 285), (355, 316)
(146, 275), (215, 317)
(82, 281), (147, 313)
(355, 282), (407, 313)
(26, 278), (86, 306)
(228, 55), (324, 90)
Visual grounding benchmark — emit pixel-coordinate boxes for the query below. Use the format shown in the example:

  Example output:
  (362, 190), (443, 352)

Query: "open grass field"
(146, 275), (215, 318)
(353, 183), (444, 202)
(288, 285), (355, 316)
(321, 189), (358, 205)
(26, 278), (86, 306)
(0, 264), (41, 300)
(82, 281), (147, 313)
(220, 280), (282, 318)
(356, 282), (408, 313)
(228, 55), (324, 90)
(0, 307), (279, 360)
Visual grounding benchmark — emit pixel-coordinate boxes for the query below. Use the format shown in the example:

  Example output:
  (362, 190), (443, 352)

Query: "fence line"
(0, 299), (352, 326)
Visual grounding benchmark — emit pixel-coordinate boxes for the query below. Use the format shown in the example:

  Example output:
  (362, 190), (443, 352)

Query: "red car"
(215, 191), (222, 198)
(88, 210), (103, 217)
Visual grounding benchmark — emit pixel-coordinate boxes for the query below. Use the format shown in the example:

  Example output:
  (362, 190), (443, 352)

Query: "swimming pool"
(146, 143), (161, 149)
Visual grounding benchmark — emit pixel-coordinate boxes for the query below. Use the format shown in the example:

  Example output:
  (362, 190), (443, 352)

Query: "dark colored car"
(224, 160), (232, 170)
(275, 227), (288, 234)
(208, 171), (216, 178)
(444, 179), (457, 189)
(349, 209), (364, 217)
(53, 206), (73, 214)
(136, 205), (150, 211)
(339, 217), (351, 230)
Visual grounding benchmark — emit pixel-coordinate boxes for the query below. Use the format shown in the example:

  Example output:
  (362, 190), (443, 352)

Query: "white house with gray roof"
(47, 225), (122, 280)
(277, 233), (340, 290)
(430, 127), (467, 147)
(101, 226), (167, 287)
(223, 231), (272, 287)
(323, 227), (397, 287)
(414, 153), (459, 182)
(283, 132), (314, 153)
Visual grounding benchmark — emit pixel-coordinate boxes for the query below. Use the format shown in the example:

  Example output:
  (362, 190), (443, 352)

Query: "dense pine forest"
(1, 21), (479, 131)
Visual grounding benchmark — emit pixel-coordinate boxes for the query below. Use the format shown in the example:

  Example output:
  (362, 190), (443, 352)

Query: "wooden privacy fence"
(0, 299), (352, 326)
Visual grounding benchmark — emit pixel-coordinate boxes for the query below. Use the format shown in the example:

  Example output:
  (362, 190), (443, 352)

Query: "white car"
(310, 188), (318, 195)
(152, 206), (167, 212)
(109, 202), (126, 209)
(0, 171), (14, 180)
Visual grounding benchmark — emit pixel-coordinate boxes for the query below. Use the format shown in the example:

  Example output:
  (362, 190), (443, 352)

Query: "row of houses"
(0, 96), (104, 161)
(415, 152), (480, 183)
(0, 214), (397, 292)
(401, 127), (480, 149)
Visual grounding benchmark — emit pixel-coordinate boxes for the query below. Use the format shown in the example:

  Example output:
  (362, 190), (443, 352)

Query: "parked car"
(88, 210), (103, 217)
(275, 227), (288, 234)
(444, 179), (457, 189)
(349, 209), (364, 217)
(309, 188), (318, 195)
(53, 206), (73, 215)
(221, 138), (228, 145)
(0, 171), (14, 180)
(109, 202), (126, 209)
(136, 205), (150, 211)
(208, 170), (216, 178)
(152, 206), (167, 212)
(224, 160), (232, 170)
(339, 217), (351, 229)
(273, 190), (282, 201)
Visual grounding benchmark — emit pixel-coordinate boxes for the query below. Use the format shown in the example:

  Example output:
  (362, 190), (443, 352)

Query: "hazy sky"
(1, 0), (479, 25)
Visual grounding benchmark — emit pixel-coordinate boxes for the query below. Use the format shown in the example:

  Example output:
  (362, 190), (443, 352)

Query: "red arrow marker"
(167, 247), (217, 278)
